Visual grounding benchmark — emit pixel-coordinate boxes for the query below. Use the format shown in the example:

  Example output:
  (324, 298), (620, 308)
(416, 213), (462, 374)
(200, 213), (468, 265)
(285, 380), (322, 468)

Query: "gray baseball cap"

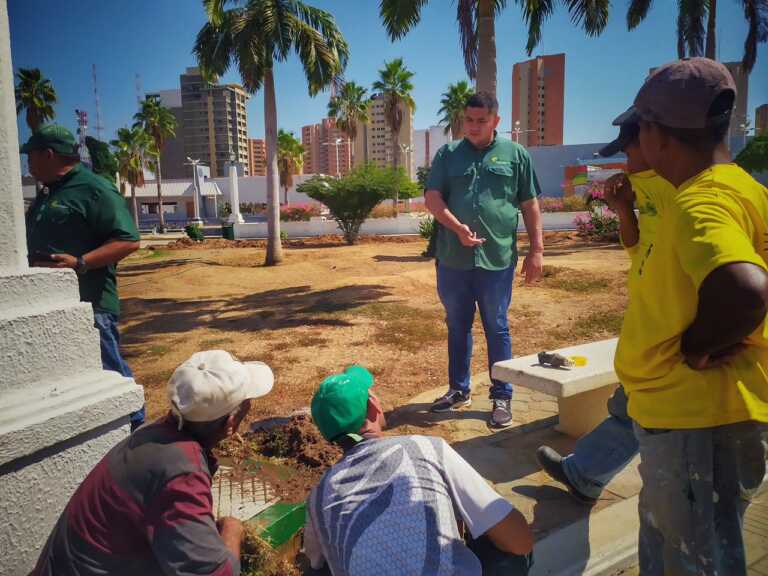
(633, 57), (736, 129)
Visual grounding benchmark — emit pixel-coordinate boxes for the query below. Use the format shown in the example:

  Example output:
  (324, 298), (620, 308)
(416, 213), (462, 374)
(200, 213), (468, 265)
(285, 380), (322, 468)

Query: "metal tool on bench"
(538, 351), (587, 369)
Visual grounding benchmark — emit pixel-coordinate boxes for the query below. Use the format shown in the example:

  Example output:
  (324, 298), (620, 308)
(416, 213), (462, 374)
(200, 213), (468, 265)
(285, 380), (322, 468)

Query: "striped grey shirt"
(304, 435), (514, 575)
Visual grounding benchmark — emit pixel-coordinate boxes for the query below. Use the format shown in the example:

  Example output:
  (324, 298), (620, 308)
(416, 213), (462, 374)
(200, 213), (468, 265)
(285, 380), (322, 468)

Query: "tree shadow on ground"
(372, 255), (430, 263)
(119, 257), (221, 276)
(121, 283), (392, 346)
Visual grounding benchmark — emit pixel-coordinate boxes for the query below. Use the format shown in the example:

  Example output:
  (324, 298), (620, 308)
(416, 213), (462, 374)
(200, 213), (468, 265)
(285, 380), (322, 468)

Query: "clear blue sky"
(8, 0), (768, 148)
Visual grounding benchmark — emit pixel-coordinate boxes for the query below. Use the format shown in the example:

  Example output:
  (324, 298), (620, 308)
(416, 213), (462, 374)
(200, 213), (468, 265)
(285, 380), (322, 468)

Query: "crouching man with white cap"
(31, 350), (274, 576)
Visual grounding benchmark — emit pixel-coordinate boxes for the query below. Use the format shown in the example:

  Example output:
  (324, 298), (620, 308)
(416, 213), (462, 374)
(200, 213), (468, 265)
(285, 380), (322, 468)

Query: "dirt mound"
(259, 415), (342, 468)
(165, 234), (422, 251)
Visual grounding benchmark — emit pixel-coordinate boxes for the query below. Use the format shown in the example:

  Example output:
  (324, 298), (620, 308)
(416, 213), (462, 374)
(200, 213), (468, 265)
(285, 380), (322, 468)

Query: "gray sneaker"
(489, 398), (513, 428)
(431, 390), (472, 413)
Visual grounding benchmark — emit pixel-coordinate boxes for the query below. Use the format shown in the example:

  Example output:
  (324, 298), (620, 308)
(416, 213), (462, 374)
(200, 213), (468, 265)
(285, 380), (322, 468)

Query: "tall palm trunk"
(131, 184), (139, 228)
(264, 68), (284, 265)
(705, 0), (717, 59)
(155, 156), (165, 230)
(477, 0), (497, 96)
(390, 101), (401, 218)
(451, 120), (463, 141)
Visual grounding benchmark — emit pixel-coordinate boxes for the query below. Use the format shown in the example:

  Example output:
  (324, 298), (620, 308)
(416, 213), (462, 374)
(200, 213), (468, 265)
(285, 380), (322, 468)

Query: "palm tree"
(627, 0), (767, 73)
(379, 0), (609, 96)
(133, 96), (177, 231)
(112, 126), (156, 228)
(373, 58), (415, 217)
(438, 80), (473, 140)
(277, 130), (304, 205)
(194, 0), (349, 266)
(328, 81), (370, 164)
(14, 68), (57, 133)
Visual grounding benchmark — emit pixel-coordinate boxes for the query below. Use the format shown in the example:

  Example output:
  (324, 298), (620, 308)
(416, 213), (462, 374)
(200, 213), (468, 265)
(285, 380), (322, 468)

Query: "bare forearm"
(681, 263), (768, 357)
(425, 190), (464, 235)
(520, 199), (543, 252)
(615, 206), (639, 248)
(84, 240), (139, 269)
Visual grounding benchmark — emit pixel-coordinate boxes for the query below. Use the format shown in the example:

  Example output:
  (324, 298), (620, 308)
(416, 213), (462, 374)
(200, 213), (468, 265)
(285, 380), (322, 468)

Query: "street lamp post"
(507, 120), (536, 145)
(399, 143), (414, 213)
(322, 137), (344, 177)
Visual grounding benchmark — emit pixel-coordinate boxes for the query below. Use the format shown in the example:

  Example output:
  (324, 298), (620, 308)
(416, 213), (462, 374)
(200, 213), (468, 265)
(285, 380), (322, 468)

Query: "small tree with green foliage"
(85, 136), (119, 184)
(297, 164), (418, 244)
(735, 134), (768, 175)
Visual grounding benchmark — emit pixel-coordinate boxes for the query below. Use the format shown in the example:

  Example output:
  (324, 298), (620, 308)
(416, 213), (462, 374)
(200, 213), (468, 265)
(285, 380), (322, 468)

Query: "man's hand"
(684, 343), (747, 371)
(603, 174), (635, 213)
(455, 224), (485, 247)
(521, 250), (543, 285)
(32, 253), (77, 269)
(217, 516), (244, 557)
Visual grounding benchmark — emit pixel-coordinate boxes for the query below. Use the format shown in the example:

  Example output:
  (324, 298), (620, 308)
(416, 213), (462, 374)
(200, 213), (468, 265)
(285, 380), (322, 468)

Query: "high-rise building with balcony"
(301, 118), (351, 176)
(248, 138), (266, 176)
(512, 53), (565, 147)
(353, 94), (414, 179)
(756, 104), (768, 136)
(179, 67), (249, 177)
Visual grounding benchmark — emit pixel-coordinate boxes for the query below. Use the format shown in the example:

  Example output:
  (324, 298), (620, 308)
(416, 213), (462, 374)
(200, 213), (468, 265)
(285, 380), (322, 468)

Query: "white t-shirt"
(304, 435), (514, 575)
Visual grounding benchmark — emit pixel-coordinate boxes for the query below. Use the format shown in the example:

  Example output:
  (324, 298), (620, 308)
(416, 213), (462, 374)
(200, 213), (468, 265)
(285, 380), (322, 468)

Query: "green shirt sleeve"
(426, 145), (449, 197)
(88, 181), (140, 243)
(516, 148), (540, 203)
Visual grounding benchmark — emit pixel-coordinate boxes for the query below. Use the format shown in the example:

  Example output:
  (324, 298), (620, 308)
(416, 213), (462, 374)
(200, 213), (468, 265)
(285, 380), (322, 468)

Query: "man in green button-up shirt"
(23, 125), (144, 429)
(425, 93), (544, 428)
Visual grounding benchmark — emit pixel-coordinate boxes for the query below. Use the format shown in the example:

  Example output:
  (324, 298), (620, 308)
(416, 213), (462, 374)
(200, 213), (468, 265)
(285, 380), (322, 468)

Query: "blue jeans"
(93, 311), (145, 430)
(437, 264), (514, 400)
(561, 385), (638, 499)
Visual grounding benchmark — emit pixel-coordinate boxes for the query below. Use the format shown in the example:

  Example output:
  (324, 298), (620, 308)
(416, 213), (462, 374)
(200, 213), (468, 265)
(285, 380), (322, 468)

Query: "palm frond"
(627, 0), (653, 30)
(516, 0), (556, 55)
(379, 0), (430, 40)
(678, 0), (706, 57)
(740, 0), (768, 73)
(565, 0), (610, 36)
(457, 0), (478, 79)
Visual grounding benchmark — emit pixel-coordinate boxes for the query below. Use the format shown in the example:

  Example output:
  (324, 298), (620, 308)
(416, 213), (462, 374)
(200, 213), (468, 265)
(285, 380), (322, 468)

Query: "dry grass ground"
(119, 232), (629, 430)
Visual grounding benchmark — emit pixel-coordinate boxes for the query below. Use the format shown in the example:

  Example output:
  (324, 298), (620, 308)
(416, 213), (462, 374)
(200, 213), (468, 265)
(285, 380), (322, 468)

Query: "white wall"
(212, 174), (322, 206)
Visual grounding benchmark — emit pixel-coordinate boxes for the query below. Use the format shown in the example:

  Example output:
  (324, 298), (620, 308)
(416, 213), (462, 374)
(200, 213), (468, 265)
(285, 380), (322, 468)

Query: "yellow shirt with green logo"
(617, 164), (768, 428)
(624, 170), (671, 269)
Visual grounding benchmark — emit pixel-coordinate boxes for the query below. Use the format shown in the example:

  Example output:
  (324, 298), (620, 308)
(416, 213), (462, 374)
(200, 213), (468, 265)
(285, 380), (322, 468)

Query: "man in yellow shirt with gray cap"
(619, 58), (768, 575)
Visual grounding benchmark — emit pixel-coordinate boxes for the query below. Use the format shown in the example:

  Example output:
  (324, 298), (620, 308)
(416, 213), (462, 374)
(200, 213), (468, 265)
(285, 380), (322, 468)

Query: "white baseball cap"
(168, 350), (274, 426)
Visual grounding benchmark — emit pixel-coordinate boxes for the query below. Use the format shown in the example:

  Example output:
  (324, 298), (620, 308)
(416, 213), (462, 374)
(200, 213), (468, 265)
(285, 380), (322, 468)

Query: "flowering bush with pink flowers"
(279, 204), (320, 222)
(540, 195), (588, 213)
(574, 182), (619, 242)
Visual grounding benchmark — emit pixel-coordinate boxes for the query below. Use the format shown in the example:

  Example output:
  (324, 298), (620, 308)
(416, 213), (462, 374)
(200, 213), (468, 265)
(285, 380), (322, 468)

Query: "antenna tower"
(91, 64), (104, 140)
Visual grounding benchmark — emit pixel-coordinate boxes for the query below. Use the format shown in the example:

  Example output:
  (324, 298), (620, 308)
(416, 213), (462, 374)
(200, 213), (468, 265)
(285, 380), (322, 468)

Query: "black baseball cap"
(599, 107), (641, 157)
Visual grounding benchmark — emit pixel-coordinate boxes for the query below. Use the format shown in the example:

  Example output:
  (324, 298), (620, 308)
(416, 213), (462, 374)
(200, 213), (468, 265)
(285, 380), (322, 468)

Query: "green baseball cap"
(311, 365), (374, 442)
(20, 124), (79, 155)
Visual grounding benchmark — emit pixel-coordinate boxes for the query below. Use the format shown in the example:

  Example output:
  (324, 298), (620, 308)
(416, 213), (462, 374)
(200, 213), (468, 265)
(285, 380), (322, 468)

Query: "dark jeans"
(437, 263), (515, 399)
(93, 311), (145, 430)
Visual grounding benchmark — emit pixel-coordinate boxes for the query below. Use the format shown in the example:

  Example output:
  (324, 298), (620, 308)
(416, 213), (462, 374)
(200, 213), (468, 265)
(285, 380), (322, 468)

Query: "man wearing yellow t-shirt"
(537, 118), (676, 504)
(621, 58), (768, 575)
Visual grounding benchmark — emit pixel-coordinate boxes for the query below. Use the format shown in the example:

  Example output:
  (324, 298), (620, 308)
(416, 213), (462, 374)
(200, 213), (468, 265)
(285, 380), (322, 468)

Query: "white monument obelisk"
(0, 2), (144, 571)
(227, 161), (244, 225)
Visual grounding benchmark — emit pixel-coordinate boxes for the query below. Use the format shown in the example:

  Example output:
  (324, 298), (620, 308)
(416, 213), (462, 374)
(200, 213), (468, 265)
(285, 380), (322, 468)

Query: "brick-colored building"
(248, 138), (266, 176)
(512, 53), (565, 147)
(756, 104), (768, 136)
(301, 118), (351, 176)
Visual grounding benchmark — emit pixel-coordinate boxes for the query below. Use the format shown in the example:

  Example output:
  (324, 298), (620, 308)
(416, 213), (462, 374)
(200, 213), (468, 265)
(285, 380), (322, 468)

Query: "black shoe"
(489, 398), (513, 428)
(431, 390), (472, 413)
(536, 446), (597, 505)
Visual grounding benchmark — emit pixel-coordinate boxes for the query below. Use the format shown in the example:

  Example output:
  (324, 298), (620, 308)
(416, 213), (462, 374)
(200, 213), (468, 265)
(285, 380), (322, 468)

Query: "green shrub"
(184, 224), (205, 242)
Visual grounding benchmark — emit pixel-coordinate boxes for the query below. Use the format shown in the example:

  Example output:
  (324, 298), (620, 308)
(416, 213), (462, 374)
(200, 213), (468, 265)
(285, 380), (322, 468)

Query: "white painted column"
(0, 0), (28, 272)
(227, 162), (244, 224)
(0, 2), (144, 572)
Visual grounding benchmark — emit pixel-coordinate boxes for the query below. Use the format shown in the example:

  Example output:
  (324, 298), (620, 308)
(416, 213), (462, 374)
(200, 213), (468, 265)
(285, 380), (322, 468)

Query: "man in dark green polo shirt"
(425, 93), (544, 428)
(23, 125), (145, 429)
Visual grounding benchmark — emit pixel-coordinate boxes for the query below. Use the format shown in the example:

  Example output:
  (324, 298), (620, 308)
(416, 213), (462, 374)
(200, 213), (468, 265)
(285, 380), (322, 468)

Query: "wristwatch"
(75, 256), (88, 275)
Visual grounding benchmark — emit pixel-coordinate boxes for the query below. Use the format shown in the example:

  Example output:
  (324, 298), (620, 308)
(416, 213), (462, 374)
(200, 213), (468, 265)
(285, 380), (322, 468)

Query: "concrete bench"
(492, 338), (619, 438)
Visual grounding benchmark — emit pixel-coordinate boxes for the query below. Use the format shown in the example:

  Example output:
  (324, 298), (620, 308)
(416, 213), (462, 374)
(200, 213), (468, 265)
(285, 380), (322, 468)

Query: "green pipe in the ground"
(246, 502), (306, 549)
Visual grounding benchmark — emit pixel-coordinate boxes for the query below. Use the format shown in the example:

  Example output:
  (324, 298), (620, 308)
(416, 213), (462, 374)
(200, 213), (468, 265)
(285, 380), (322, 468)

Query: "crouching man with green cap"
(304, 366), (534, 576)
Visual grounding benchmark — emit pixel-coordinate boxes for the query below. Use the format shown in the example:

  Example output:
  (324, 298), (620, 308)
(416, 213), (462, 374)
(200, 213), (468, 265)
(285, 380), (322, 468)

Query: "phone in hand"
(32, 250), (56, 262)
